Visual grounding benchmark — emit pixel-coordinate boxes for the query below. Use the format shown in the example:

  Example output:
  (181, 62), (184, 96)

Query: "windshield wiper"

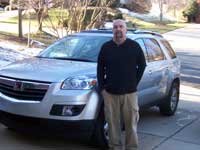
(36, 56), (95, 62)
(50, 57), (95, 62)
(36, 56), (47, 58)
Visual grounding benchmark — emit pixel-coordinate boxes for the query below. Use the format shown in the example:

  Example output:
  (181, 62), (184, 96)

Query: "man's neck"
(113, 37), (126, 45)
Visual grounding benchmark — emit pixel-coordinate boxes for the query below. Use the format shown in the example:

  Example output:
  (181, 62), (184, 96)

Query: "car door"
(135, 38), (157, 106)
(143, 38), (169, 101)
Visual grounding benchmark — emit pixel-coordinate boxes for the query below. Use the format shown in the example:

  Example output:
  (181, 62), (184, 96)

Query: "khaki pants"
(102, 90), (139, 150)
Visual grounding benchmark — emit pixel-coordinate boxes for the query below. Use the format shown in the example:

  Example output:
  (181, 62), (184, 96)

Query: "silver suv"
(0, 29), (180, 147)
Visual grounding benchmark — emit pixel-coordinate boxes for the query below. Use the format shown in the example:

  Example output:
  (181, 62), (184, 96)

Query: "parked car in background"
(0, 29), (181, 148)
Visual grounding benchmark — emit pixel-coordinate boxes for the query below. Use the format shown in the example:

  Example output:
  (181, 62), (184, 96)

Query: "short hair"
(113, 19), (127, 28)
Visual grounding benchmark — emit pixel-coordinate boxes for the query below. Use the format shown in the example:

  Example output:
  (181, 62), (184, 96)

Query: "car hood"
(0, 57), (97, 82)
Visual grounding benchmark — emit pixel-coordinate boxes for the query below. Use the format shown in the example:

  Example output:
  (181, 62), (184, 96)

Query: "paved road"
(0, 24), (200, 150)
(164, 23), (200, 89)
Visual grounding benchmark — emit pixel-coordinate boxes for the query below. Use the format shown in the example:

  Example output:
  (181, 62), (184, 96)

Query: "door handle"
(148, 70), (152, 74)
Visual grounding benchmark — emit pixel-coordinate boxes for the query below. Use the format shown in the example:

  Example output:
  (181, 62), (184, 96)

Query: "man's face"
(112, 21), (127, 39)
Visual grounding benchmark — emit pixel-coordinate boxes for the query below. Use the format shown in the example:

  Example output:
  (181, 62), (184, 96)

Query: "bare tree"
(18, 0), (23, 38)
(44, 0), (66, 37)
(28, 0), (47, 32)
(15, 0), (114, 38)
(152, 0), (189, 20)
(9, 0), (14, 10)
(158, 0), (164, 22)
(165, 0), (188, 17)
(86, 0), (114, 29)
(67, 0), (91, 33)
(45, 0), (114, 38)
(15, 0), (53, 32)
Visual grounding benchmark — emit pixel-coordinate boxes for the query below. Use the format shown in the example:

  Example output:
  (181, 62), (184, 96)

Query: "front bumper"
(0, 83), (100, 120)
(0, 110), (95, 137)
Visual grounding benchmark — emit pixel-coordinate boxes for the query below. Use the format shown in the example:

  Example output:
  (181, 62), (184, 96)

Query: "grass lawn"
(1, 8), (68, 28)
(124, 15), (187, 33)
(0, 31), (28, 49)
(2, 12), (187, 32)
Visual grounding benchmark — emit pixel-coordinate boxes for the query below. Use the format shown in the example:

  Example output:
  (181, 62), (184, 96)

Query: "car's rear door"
(143, 38), (170, 101)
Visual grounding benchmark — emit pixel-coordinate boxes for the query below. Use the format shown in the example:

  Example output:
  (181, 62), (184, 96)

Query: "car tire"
(92, 108), (108, 149)
(159, 82), (179, 116)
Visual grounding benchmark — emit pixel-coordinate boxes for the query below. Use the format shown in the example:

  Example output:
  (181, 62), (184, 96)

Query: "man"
(97, 19), (146, 150)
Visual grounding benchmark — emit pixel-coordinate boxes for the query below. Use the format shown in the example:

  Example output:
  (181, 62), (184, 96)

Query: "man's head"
(112, 19), (127, 44)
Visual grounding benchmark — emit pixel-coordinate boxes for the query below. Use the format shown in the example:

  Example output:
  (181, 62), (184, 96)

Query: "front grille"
(0, 76), (50, 101)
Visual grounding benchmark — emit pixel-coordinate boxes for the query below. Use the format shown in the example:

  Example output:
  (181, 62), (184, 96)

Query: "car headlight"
(61, 75), (97, 90)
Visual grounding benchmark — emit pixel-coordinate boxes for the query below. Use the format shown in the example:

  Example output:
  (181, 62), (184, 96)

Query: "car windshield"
(38, 35), (111, 62)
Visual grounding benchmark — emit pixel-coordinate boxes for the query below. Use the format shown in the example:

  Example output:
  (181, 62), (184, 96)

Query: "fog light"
(62, 106), (74, 116)
(50, 104), (85, 116)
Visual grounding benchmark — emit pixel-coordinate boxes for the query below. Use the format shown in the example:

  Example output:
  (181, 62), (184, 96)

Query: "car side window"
(143, 38), (165, 62)
(161, 40), (176, 59)
(135, 38), (148, 62)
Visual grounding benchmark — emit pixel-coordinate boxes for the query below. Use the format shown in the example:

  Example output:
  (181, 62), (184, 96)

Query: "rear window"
(161, 40), (176, 59)
(135, 38), (148, 61)
(143, 38), (165, 62)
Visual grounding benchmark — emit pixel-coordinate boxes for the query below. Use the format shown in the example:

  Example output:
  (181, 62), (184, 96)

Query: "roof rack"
(81, 29), (113, 34)
(134, 30), (163, 37)
(81, 28), (163, 37)
(81, 28), (137, 34)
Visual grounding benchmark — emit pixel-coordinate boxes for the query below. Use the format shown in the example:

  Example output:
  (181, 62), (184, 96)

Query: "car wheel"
(159, 82), (179, 116)
(92, 109), (108, 149)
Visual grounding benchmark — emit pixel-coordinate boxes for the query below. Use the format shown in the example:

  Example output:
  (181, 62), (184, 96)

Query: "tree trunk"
(37, 8), (44, 32)
(159, 0), (163, 22)
(36, 0), (46, 32)
(18, 8), (23, 38)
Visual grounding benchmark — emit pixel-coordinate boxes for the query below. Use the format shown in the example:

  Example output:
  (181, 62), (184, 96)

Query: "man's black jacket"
(97, 38), (146, 94)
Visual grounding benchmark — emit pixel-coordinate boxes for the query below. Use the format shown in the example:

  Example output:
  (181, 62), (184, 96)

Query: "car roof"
(77, 28), (163, 38)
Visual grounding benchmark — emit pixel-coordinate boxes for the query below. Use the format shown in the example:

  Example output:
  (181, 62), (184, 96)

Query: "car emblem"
(13, 81), (24, 91)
